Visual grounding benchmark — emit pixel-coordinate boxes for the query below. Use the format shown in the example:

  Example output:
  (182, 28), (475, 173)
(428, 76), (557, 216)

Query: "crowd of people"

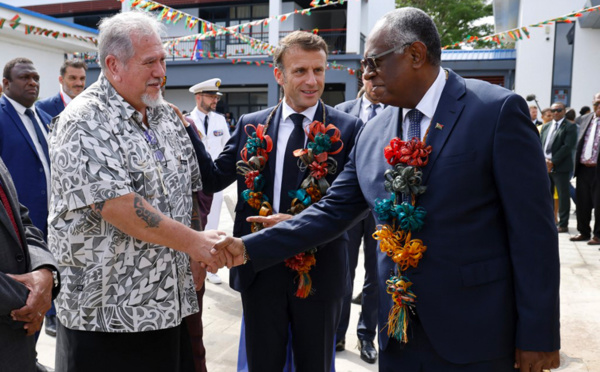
(7, 4), (600, 372)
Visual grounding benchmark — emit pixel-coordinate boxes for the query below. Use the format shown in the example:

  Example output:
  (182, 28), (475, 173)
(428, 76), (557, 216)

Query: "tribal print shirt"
(48, 74), (201, 332)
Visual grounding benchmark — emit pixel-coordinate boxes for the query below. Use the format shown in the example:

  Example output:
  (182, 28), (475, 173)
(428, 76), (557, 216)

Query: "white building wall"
(515, 0), (600, 110)
(0, 36), (76, 100)
(571, 26), (600, 108)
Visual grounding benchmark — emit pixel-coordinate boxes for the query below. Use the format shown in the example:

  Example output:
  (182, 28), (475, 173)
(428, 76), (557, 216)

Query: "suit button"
(16, 254), (24, 262)
(41, 190), (46, 195)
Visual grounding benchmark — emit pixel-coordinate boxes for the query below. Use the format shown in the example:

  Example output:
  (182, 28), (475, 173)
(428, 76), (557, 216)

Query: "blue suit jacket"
(244, 70), (560, 364)
(188, 103), (362, 301)
(36, 92), (64, 119)
(0, 95), (52, 237)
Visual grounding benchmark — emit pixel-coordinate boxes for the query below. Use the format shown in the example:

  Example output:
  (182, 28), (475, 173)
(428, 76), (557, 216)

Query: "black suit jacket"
(189, 103), (362, 300)
(540, 119), (577, 173)
(243, 70), (560, 364)
(574, 113), (599, 177)
(0, 158), (58, 372)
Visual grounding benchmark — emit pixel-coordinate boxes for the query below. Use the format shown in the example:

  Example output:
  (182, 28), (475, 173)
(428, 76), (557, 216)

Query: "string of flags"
(122, 0), (359, 75)
(0, 13), (98, 44)
(442, 4), (600, 49)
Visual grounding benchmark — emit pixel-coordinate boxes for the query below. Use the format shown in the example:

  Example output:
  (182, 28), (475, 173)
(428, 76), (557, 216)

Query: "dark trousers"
(550, 171), (571, 227)
(336, 214), (378, 342)
(185, 286), (207, 372)
(576, 166), (600, 238)
(380, 318), (515, 372)
(55, 320), (195, 372)
(241, 268), (343, 372)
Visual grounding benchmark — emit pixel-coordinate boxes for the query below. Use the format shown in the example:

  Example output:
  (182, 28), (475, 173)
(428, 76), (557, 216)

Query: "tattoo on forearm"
(92, 201), (105, 214)
(133, 194), (162, 228)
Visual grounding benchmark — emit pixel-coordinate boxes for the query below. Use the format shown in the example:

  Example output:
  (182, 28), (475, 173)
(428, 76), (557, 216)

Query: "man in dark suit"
(36, 59), (87, 119)
(333, 76), (382, 364)
(570, 92), (600, 245)
(0, 58), (54, 339)
(540, 102), (577, 232)
(0, 157), (59, 372)
(189, 31), (361, 371)
(218, 8), (560, 372)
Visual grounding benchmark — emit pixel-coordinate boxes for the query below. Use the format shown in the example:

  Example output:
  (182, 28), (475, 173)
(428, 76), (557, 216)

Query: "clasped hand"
(7, 269), (53, 335)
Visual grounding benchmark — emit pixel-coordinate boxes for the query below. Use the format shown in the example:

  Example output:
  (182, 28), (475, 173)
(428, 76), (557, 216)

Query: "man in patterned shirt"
(48, 11), (230, 371)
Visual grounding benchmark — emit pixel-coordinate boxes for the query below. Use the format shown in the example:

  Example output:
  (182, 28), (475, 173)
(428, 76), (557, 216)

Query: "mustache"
(146, 79), (162, 86)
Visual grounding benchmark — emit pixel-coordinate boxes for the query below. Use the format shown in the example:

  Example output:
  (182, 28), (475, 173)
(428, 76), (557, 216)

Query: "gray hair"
(371, 7), (441, 67)
(98, 11), (166, 71)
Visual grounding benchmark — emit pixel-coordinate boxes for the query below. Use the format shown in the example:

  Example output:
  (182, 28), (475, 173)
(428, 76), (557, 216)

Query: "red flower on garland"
(384, 138), (432, 167)
(244, 170), (260, 189)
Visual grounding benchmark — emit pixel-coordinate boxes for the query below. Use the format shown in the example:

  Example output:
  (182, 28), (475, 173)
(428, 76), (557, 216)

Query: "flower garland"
(372, 136), (432, 343)
(236, 100), (344, 298)
(284, 119), (343, 298)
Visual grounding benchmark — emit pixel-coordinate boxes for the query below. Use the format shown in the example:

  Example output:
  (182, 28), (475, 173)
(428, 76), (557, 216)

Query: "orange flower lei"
(373, 136), (432, 343)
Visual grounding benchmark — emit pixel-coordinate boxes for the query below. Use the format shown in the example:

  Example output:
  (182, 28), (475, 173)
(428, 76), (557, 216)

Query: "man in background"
(187, 78), (231, 285)
(530, 104), (542, 126)
(571, 93), (600, 246)
(540, 102), (577, 232)
(36, 59), (87, 118)
(0, 58), (53, 345)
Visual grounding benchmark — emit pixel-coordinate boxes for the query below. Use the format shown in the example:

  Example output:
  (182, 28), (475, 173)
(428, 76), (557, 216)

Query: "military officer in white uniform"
(188, 78), (230, 284)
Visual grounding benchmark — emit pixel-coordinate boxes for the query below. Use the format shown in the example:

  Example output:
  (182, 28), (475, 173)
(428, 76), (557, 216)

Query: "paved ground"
(37, 185), (600, 371)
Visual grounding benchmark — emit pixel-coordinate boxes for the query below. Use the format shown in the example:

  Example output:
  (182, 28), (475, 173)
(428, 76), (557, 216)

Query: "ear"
(408, 41), (428, 69)
(58, 75), (64, 85)
(105, 55), (122, 83)
(274, 67), (284, 87)
(2, 77), (8, 90)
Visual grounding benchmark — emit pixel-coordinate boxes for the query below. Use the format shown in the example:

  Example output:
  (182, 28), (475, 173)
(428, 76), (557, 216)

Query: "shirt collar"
(402, 67), (447, 121)
(281, 99), (319, 123)
(4, 95), (31, 115)
(99, 73), (142, 122)
(361, 96), (382, 112)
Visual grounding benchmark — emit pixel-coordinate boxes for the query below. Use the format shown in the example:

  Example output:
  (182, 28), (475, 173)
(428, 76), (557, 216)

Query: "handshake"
(190, 213), (289, 272)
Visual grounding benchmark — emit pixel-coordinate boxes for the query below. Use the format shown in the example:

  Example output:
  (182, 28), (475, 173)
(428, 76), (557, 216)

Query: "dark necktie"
(407, 109), (424, 141)
(204, 115), (209, 135)
(0, 180), (22, 247)
(25, 108), (49, 163)
(280, 113), (305, 212)
(368, 103), (379, 121)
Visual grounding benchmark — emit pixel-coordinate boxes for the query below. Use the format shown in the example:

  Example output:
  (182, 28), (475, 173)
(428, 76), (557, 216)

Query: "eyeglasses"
(202, 94), (220, 101)
(361, 42), (413, 72)
(550, 108), (564, 113)
(142, 127), (167, 167)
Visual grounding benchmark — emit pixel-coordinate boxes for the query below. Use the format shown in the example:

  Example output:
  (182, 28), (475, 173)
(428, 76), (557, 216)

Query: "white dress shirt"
(360, 97), (383, 124)
(272, 100), (318, 213)
(543, 118), (564, 160)
(402, 67), (447, 141)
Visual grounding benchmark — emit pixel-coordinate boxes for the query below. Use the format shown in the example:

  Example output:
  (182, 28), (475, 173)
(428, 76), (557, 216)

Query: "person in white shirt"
(187, 78), (231, 284)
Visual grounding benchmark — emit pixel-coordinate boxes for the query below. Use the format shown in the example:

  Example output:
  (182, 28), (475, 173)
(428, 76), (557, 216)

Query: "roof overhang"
(0, 2), (98, 52)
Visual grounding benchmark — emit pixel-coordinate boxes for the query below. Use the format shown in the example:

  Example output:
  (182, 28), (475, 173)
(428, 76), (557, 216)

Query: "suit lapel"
(350, 98), (362, 118)
(421, 70), (466, 184)
(293, 102), (325, 187)
(265, 104), (283, 202)
(1, 97), (46, 164)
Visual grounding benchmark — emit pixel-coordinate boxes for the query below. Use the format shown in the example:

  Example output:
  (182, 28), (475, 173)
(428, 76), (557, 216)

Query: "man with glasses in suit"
(540, 102), (577, 232)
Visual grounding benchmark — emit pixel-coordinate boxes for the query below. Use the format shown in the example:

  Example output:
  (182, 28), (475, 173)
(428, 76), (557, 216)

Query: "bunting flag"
(442, 4), (600, 49)
(0, 13), (98, 45)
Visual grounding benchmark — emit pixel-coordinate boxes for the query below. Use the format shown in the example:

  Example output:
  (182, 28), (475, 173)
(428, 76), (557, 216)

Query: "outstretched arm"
(92, 193), (233, 271)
